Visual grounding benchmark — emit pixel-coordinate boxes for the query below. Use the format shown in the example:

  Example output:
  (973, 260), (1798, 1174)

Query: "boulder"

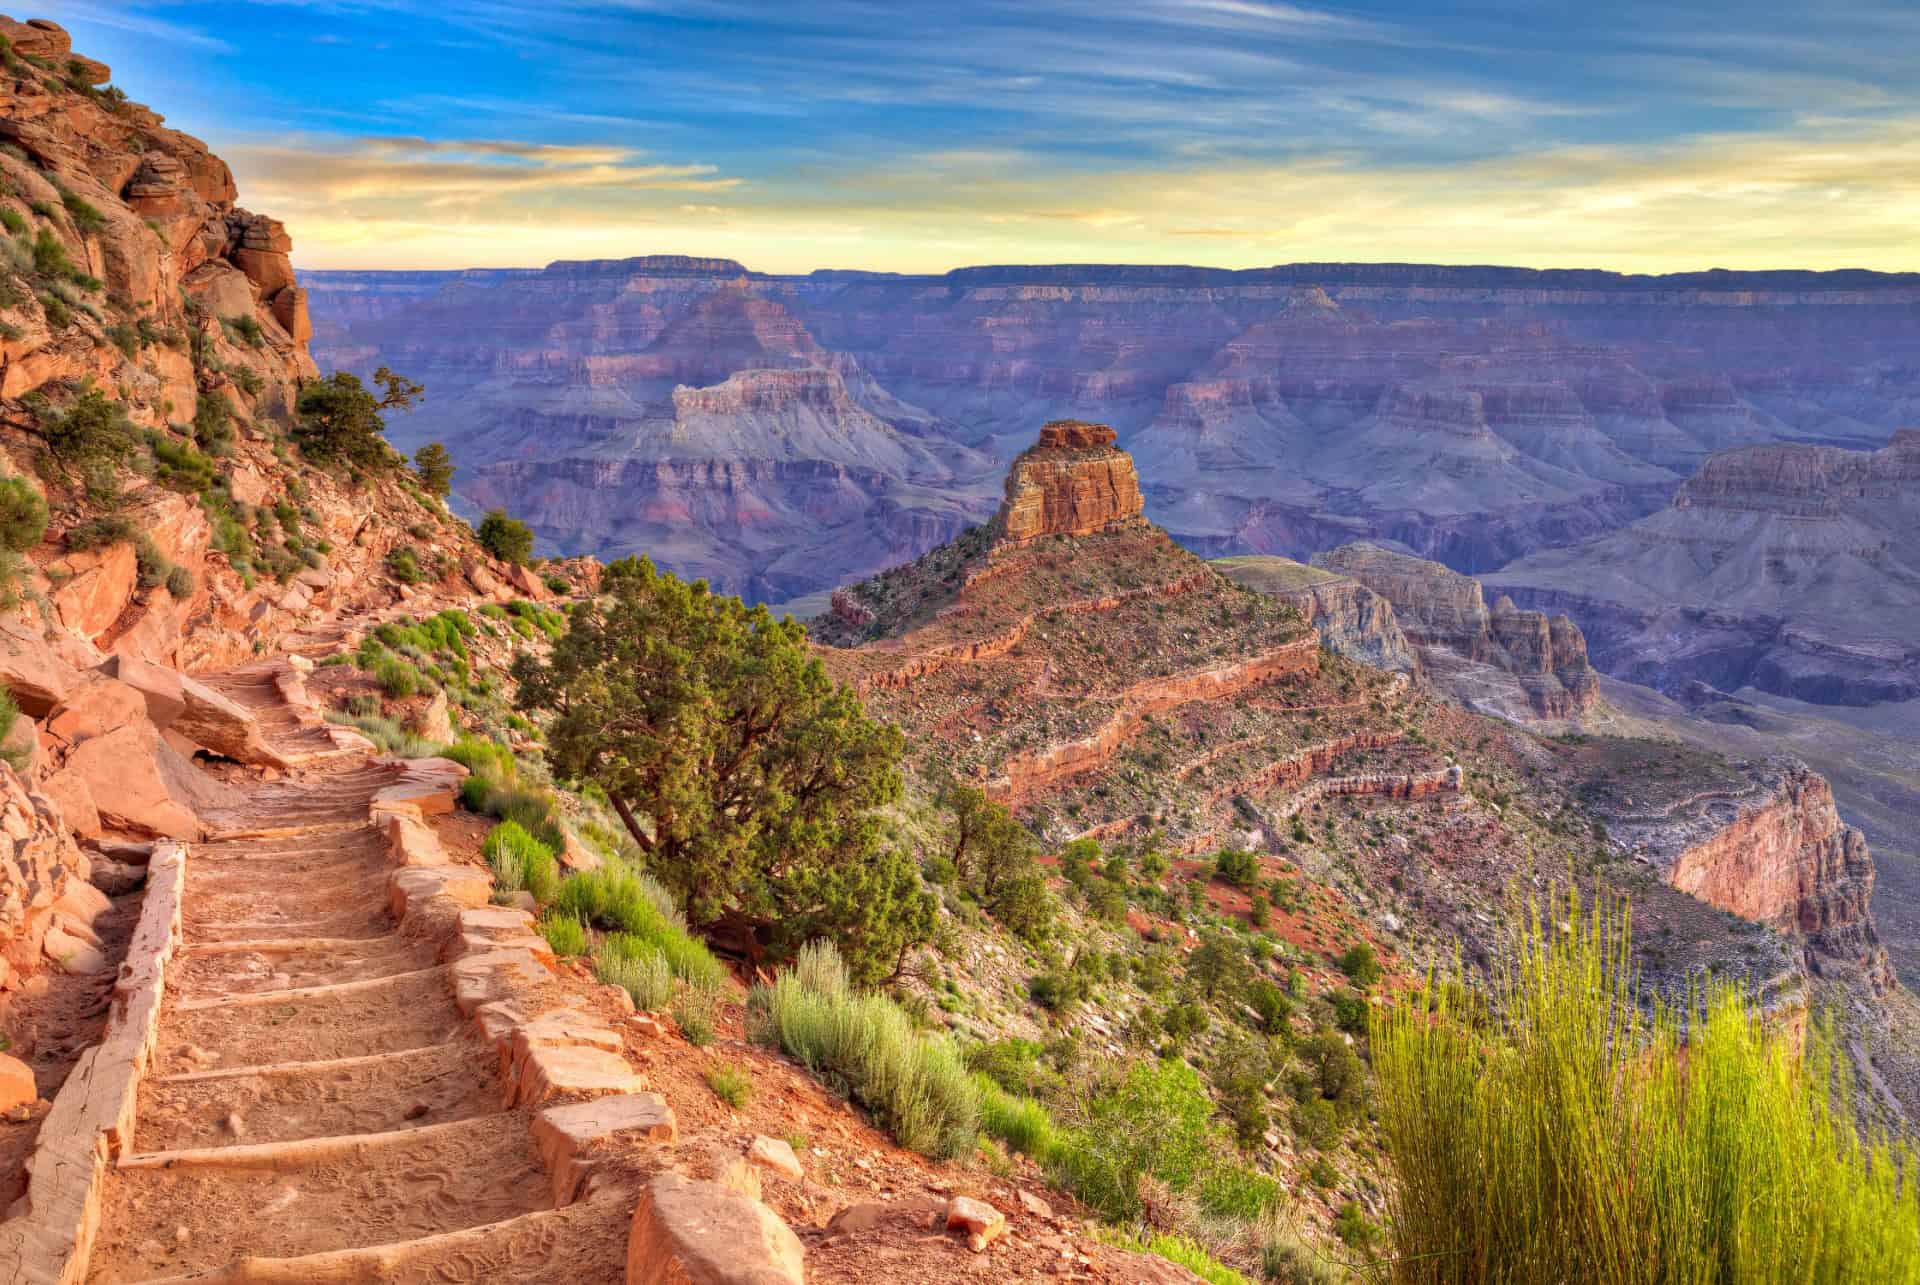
(38, 766), (101, 837)
(45, 674), (149, 748)
(944, 1195), (1007, 1252)
(0, 616), (80, 716)
(508, 564), (549, 599)
(173, 673), (290, 768)
(0, 1052), (34, 1112)
(60, 723), (206, 840)
(746, 1136), (803, 1184)
(627, 1172), (805, 1285)
(43, 914), (108, 974)
(97, 654), (188, 727)
(413, 690), (454, 742)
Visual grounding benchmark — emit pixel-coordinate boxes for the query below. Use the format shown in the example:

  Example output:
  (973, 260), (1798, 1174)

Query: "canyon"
(306, 258), (1920, 605)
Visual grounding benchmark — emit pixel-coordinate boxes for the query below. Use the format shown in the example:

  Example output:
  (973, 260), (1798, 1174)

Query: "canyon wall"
(1310, 543), (1601, 722)
(306, 258), (1920, 602)
(1488, 431), (1920, 705)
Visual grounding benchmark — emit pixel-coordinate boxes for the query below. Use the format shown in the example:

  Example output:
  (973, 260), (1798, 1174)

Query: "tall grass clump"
(1372, 889), (1920, 1284)
(540, 911), (588, 957)
(594, 933), (674, 1010)
(554, 861), (725, 991)
(482, 820), (561, 904)
(753, 941), (978, 1160)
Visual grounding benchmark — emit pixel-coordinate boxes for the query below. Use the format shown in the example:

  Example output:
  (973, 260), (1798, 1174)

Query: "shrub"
(385, 547), (423, 584)
(224, 313), (263, 347)
(673, 986), (718, 1047)
(540, 912), (588, 957)
(1047, 1057), (1214, 1222)
(477, 508), (534, 565)
(0, 478), (47, 551)
(371, 654), (423, 699)
(752, 941), (978, 1160)
(30, 228), (71, 278)
(1372, 891), (1920, 1283)
(706, 1063), (753, 1110)
(482, 820), (561, 904)
(413, 441), (454, 498)
(149, 435), (216, 492)
(0, 689), (22, 772)
(976, 1078), (1059, 1158)
(1337, 941), (1381, 989)
(37, 389), (138, 469)
(192, 392), (235, 454)
(1214, 847), (1259, 888)
(65, 514), (135, 551)
(595, 934), (673, 1010)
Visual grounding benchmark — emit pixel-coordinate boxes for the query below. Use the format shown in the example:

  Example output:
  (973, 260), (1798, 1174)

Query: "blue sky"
(57, 1), (1920, 272)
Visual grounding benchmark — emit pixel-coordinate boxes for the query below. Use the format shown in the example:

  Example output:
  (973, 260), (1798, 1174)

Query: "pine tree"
(413, 441), (454, 497)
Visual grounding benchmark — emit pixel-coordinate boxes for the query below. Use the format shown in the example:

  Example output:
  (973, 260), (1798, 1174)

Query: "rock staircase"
(74, 675), (639, 1283)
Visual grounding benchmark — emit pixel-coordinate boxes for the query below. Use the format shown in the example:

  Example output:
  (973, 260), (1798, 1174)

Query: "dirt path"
(83, 669), (627, 1284)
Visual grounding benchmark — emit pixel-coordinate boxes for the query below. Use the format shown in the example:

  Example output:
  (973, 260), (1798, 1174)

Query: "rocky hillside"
(308, 258), (1920, 599)
(1488, 431), (1920, 706)
(1216, 543), (1602, 726)
(0, 13), (581, 1195)
(814, 424), (1910, 1107)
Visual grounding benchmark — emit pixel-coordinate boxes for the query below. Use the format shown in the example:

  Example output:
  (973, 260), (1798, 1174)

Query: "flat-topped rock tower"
(994, 421), (1146, 545)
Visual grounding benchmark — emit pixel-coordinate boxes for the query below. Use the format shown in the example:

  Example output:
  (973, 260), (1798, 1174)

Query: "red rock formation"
(994, 421), (1145, 546)
(1601, 758), (1890, 989)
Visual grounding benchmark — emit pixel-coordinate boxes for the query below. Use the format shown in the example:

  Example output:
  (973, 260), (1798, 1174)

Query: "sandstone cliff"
(1310, 542), (1601, 723)
(1591, 754), (1890, 989)
(993, 420), (1146, 546)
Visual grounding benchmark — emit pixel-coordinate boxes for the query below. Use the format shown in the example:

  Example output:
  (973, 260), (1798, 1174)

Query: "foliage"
(0, 478), (47, 552)
(477, 507), (533, 565)
(292, 367), (421, 470)
(482, 820), (562, 904)
(753, 941), (978, 1160)
(706, 1062), (754, 1110)
(37, 389), (139, 470)
(413, 441), (454, 498)
(1214, 847), (1260, 888)
(540, 911), (588, 957)
(372, 654), (423, 698)
(0, 689), (22, 772)
(595, 934), (674, 1010)
(192, 391), (235, 454)
(940, 782), (1054, 942)
(1372, 890), (1920, 1284)
(1337, 942), (1381, 989)
(515, 555), (930, 983)
(1049, 1057), (1215, 1222)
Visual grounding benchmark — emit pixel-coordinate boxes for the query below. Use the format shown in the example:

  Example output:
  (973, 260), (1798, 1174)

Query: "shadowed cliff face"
(306, 260), (1920, 602)
(1488, 431), (1920, 707)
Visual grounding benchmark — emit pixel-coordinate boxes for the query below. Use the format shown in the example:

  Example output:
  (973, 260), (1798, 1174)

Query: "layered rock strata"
(1309, 543), (1600, 722)
(994, 420), (1147, 546)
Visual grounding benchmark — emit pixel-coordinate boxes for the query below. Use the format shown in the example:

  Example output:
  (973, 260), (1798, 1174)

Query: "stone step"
(175, 937), (430, 994)
(133, 1045), (509, 1151)
(90, 1113), (558, 1279)
(113, 1188), (630, 1284)
(156, 966), (463, 1067)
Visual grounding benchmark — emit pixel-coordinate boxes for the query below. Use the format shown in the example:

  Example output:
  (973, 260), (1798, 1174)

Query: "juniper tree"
(513, 556), (931, 983)
(413, 441), (454, 498)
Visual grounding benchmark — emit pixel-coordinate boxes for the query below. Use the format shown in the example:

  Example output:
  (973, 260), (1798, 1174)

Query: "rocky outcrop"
(994, 421), (1146, 546)
(1212, 555), (1417, 673)
(1312, 543), (1600, 722)
(0, 757), (91, 990)
(1597, 758), (1890, 988)
(1488, 431), (1920, 706)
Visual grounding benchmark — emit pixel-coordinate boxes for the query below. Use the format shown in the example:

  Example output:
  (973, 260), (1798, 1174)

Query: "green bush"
(482, 820), (561, 904)
(553, 861), (727, 992)
(65, 514), (136, 551)
(371, 654), (426, 699)
(1337, 942), (1381, 988)
(0, 689), (23, 772)
(1372, 891), (1920, 1283)
(38, 389), (138, 469)
(753, 941), (978, 1160)
(0, 478), (47, 551)
(595, 934), (673, 1010)
(706, 1062), (753, 1110)
(1047, 1058), (1215, 1222)
(477, 507), (534, 564)
(540, 911), (588, 957)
